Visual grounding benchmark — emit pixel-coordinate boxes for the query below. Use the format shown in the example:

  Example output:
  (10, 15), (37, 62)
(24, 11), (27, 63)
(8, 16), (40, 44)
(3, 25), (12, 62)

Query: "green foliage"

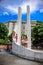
(0, 23), (10, 45)
(36, 20), (42, 23)
(8, 33), (12, 42)
(4, 38), (10, 45)
(32, 21), (43, 48)
(21, 34), (27, 38)
(0, 39), (11, 45)
(0, 39), (5, 44)
(0, 23), (9, 39)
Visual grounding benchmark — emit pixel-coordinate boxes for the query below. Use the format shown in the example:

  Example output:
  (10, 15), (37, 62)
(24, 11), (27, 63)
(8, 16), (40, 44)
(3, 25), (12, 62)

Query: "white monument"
(12, 5), (31, 49)
(10, 6), (43, 62)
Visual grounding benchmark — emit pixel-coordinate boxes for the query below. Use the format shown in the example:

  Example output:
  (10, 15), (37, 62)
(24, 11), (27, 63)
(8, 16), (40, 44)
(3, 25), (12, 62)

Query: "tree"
(32, 21), (43, 48)
(0, 23), (9, 39)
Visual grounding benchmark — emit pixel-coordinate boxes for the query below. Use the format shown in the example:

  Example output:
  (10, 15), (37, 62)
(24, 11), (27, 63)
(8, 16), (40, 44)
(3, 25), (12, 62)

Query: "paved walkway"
(0, 50), (12, 56)
(0, 51), (43, 65)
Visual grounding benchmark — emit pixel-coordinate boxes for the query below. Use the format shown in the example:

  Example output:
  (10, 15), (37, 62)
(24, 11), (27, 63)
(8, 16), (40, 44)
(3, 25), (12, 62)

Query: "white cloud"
(39, 0), (43, 5)
(6, 6), (18, 14)
(40, 9), (43, 12)
(20, 1), (38, 13)
(3, 12), (9, 15)
(1, 0), (43, 14)
(3, 0), (38, 14)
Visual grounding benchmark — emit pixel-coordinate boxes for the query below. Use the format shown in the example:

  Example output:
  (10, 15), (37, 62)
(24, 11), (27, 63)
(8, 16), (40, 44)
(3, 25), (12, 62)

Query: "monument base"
(12, 42), (43, 62)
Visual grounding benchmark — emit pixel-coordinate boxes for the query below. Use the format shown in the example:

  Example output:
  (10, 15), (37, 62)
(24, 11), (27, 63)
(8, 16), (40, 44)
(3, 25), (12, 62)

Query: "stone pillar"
(17, 7), (22, 45)
(27, 6), (31, 49)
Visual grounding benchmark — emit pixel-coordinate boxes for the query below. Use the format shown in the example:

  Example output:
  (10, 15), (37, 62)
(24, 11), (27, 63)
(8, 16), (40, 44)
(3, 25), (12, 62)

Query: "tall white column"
(27, 6), (31, 49)
(17, 7), (22, 45)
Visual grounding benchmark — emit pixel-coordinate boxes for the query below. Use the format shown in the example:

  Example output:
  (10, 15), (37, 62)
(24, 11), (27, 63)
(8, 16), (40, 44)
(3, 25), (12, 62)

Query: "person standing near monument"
(12, 31), (18, 43)
(15, 34), (18, 42)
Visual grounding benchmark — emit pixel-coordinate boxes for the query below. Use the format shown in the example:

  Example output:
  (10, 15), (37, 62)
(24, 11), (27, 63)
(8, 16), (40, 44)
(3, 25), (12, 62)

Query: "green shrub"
(0, 23), (9, 39)
(4, 38), (10, 45)
(0, 39), (5, 44)
(0, 39), (11, 45)
(21, 34), (27, 39)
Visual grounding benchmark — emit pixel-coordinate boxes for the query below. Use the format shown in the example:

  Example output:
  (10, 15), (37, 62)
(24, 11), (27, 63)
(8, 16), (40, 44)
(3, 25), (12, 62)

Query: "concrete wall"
(12, 42), (43, 62)
(8, 22), (13, 35)
(14, 23), (18, 34)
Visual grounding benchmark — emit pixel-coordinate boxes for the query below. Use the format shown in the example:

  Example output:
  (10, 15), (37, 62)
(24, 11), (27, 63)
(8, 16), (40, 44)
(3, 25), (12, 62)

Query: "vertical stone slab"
(17, 7), (22, 45)
(27, 6), (31, 49)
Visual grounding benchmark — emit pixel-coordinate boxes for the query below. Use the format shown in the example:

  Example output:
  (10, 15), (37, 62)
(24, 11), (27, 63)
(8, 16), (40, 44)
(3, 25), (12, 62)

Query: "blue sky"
(0, 0), (43, 22)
